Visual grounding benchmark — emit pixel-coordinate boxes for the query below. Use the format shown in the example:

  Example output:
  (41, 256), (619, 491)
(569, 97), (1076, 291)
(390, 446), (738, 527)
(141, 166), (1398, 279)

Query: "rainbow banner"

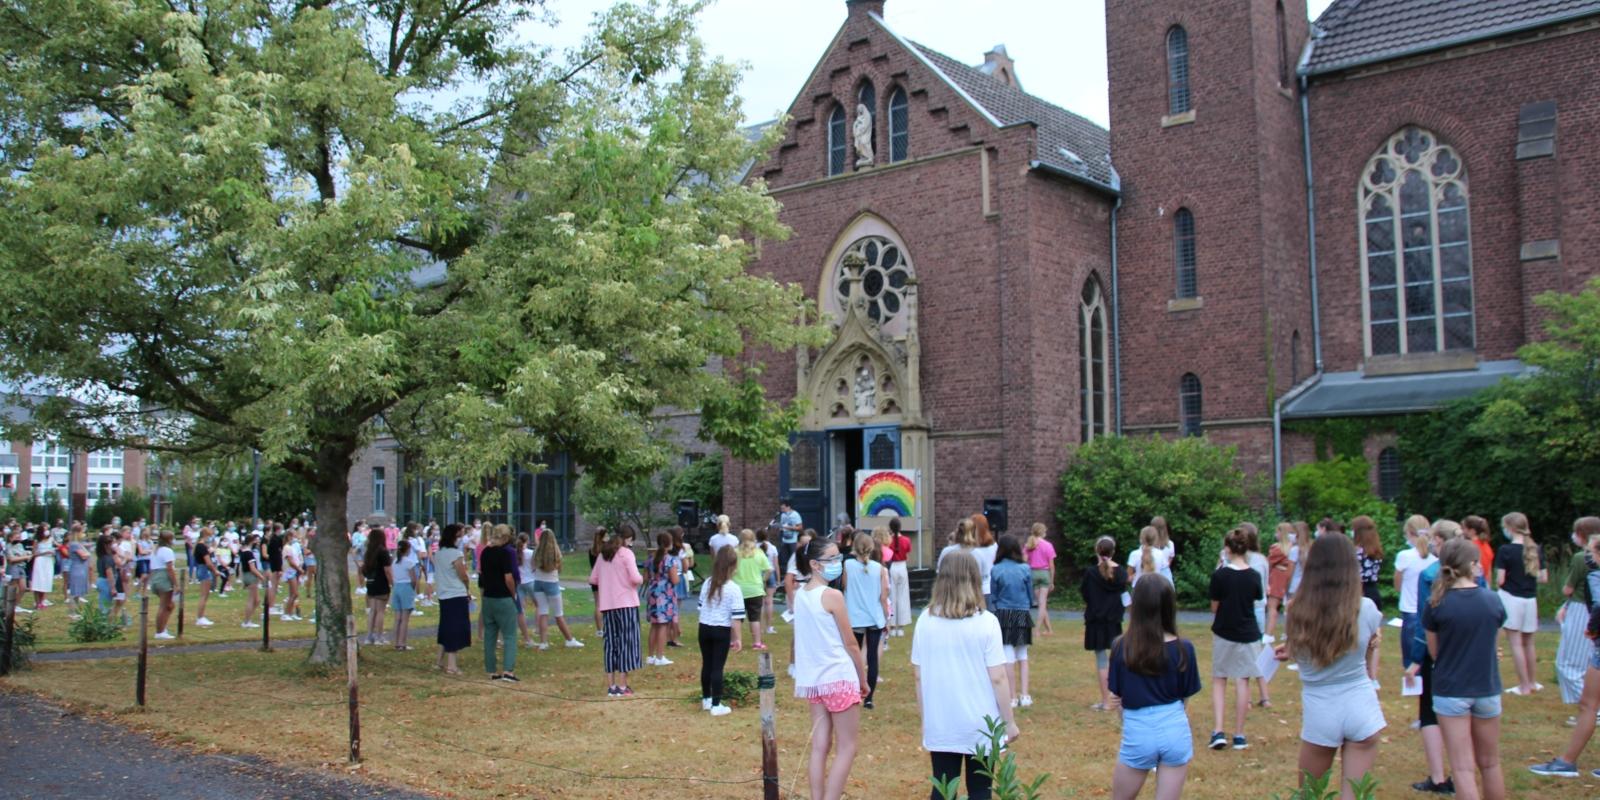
(855, 469), (918, 520)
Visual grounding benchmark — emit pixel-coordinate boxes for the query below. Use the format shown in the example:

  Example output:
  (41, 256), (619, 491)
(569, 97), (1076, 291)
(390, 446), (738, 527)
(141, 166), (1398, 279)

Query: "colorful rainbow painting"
(855, 469), (917, 520)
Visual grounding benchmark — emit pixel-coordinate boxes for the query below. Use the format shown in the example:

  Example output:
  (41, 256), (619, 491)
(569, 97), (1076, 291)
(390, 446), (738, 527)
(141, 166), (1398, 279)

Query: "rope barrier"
(359, 649), (690, 703)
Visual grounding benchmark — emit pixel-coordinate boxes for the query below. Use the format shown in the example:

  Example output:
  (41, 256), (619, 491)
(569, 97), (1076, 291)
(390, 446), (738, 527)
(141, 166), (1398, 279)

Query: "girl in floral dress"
(645, 531), (681, 667)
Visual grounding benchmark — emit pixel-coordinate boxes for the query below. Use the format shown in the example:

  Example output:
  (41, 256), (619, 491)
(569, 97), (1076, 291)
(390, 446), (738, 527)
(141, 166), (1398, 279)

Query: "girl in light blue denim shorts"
(1422, 535), (1508, 800)
(1108, 577), (1201, 799)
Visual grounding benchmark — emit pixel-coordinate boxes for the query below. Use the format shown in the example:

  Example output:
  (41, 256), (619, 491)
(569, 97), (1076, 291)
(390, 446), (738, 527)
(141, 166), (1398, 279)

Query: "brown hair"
(1241, 522), (1261, 554)
(852, 530), (877, 561)
(706, 545), (739, 606)
(1577, 517), (1600, 541)
(1461, 515), (1490, 542)
(1502, 511), (1538, 577)
(1150, 516), (1171, 549)
(1287, 534), (1363, 667)
(1429, 536), (1478, 608)
(1350, 515), (1382, 561)
(1223, 527), (1249, 557)
(1115, 574), (1183, 676)
(970, 513), (995, 548)
(1095, 535), (1116, 580)
(1139, 525), (1158, 575)
(930, 551), (985, 618)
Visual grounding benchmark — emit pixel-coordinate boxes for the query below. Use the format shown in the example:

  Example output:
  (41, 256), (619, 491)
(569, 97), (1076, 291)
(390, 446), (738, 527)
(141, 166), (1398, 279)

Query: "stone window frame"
(1173, 207), (1197, 299)
(888, 86), (909, 163)
(1377, 447), (1403, 502)
(1167, 26), (1191, 116)
(372, 466), (386, 514)
(1079, 276), (1110, 443)
(1358, 126), (1473, 358)
(827, 103), (848, 176)
(1179, 373), (1202, 437)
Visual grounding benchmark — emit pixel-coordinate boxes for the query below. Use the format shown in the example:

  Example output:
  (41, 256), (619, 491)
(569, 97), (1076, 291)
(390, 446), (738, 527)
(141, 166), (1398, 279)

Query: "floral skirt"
(646, 578), (678, 624)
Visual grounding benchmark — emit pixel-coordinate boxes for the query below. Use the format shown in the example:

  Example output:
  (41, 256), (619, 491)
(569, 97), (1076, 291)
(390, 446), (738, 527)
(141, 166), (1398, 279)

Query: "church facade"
(721, 0), (1600, 556)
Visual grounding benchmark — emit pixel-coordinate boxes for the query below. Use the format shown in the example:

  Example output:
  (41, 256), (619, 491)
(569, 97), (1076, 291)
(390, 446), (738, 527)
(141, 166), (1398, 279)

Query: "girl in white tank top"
(792, 539), (866, 800)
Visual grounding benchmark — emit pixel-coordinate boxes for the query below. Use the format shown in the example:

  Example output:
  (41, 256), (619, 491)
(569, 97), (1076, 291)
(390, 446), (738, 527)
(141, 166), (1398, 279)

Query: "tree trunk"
(308, 468), (354, 666)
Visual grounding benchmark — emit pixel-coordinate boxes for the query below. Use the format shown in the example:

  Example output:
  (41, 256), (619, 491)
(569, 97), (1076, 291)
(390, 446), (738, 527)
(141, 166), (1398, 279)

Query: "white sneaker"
(292, 615), (304, 621)
(787, 664), (796, 678)
(154, 631), (175, 640)
(537, 642), (550, 651)
(766, 626), (776, 635)
(1020, 695), (1033, 707)
(645, 656), (659, 666)
(356, 588), (367, 595)
(710, 704), (732, 717)
(655, 656), (673, 666)
(195, 617), (214, 627)
(1010, 697), (1020, 708)
(565, 639), (584, 648)
(242, 622), (260, 628)
(702, 697), (713, 711)
(412, 610), (423, 617)
(281, 615), (293, 622)
(14, 607), (32, 614)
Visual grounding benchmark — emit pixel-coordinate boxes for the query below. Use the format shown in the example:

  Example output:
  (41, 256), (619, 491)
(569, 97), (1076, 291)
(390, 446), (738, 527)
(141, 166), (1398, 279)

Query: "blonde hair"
(1502, 511), (1538, 576)
(852, 531), (877, 561)
(1026, 522), (1046, 551)
(951, 518), (976, 548)
(534, 528), (562, 572)
(1429, 537), (1479, 608)
(488, 523), (514, 546)
(872, 526), (892, 553)
(717, 515), (731, 534)
(1404, 514), (1432, 555)
(1150, 516), (1171, 549)
(1274, 522), (1295, 545)
(1138, 526), (1158, 575)
(930, 551), (985, 618)
(737, 528), (757, 557)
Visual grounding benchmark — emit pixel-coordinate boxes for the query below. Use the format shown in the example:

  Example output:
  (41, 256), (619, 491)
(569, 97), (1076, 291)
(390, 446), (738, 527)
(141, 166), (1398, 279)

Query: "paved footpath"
(0, 691), (434, 800)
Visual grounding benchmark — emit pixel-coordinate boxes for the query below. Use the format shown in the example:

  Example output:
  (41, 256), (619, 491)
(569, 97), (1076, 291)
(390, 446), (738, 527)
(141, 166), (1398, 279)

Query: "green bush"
(933, 716), (1048, 800)
(1275, 769), (1377, 800)
(1, 612), (37, 673)
(1058, 435), (1255, 607)
(68, 600), (125, 644)
(722, 669), (757, 706)
(667, 453), (723, 514)
(1279, 457), (1371, 523)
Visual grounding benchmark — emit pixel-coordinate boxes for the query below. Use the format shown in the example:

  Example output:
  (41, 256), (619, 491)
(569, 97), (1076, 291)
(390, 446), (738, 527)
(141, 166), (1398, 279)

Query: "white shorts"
(1300, 681), (1386, 747)
(1004, 644), (1029, 662)
(1499, 591), (1539, 633)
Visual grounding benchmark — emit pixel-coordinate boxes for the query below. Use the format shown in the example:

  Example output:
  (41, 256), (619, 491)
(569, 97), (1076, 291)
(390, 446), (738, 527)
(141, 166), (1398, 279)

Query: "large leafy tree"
(0, 0), (816, 664)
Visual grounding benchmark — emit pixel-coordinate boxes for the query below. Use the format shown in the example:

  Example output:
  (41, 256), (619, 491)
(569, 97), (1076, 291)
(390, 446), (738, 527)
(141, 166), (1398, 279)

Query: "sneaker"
(1019, 695), (1033, 708)
(607, 686), (621, 698)
(863, 698), (874, 709)
(565, 639), (585, 648)
(500, 674), (520, 683)
(412, 610), (423, 617)
(195, 617), (213, 627)
(666, 640), (682, 648)
(1010, 697), (1020, 708)
(536, 642), (550, 651)
(1286, 663), (1299, 671)
(154, 631), (175, 640)
(766, 626), (777, 635)
(1410, 777), (1454, 795)
(787, 664), (796, 678)
(291, 615), (304, 621)
(645, 656), (659, 666)
(1529, 758), (1580, 778)
(710, 704), (732, 717)
(280, 615), (293, 622)
(702, 697), (713, 711)
(13, 607), (31, 614)
(1208, 732), (1227, 750)
(1232, 735), (1248, 750)
(1591, 769), (1600, 780)
(620, 686), (634, 697)
(655, 656), (673, 666)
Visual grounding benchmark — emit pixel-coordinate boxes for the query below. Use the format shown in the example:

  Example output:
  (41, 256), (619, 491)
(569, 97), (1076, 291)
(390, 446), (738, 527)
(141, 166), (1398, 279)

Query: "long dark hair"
(360, 529), (387, 575)
(707, 546), (738, 605)
(603, 523), (638, 562)
(1115, 574), (1183, 676)
(995, 533), (1024, 563)
(652, 531), (673, 575)
(439, 522), (463, 549)
(1287, 533), (1362, 667)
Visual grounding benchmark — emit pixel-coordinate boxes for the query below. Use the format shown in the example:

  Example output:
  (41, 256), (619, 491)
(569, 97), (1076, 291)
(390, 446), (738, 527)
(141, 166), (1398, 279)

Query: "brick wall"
(345, 443), (399, 529)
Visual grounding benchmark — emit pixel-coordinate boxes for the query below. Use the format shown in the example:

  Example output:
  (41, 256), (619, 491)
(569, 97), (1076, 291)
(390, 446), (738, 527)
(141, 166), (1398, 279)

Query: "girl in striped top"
(697, 546), (745, 716)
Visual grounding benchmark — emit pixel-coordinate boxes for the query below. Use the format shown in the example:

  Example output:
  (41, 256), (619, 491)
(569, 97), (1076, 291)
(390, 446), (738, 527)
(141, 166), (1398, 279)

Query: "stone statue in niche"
(853, 104), (874, 167)
(853, 358), (877, 417)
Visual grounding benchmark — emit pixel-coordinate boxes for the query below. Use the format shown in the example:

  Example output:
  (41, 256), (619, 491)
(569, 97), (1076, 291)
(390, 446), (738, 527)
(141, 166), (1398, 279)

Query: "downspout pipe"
(1273, 373), (1321, 503)
(1110, 193), (1124, 433)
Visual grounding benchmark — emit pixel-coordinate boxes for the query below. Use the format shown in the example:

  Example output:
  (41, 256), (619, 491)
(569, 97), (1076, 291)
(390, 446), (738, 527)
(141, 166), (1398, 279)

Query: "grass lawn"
(4, 613), (1595, 799)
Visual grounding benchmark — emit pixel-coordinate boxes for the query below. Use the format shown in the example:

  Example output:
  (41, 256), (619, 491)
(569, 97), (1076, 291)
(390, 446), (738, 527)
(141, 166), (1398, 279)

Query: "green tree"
(571, 468), (673, 533)
(667, 453), (723, 513)
(0, 0), (818, 664)
(1278, 457), (1371, 523)
(1400, 278), (1600, 540)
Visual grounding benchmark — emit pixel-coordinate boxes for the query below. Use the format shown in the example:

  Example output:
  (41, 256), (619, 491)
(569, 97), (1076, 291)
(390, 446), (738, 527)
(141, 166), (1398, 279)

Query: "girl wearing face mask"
(1495, 512), (1546, 697)
(793, 537), (867, 800)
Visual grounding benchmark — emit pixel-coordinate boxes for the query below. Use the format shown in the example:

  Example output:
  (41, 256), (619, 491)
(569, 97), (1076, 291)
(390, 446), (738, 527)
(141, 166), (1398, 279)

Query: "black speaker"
(676, 500), (699, 529)
(982, 498), (1008, 533)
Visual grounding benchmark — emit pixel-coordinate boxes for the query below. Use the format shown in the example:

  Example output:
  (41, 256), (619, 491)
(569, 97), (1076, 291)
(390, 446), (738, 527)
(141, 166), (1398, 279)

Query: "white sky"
(529, 0), (1340, 127)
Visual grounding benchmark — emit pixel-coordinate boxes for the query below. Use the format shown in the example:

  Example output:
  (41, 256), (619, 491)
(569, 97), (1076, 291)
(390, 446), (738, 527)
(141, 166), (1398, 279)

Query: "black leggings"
(698, 623), (732, 704)
(853, 627), (882, 702)
(930, 751), (990, 800)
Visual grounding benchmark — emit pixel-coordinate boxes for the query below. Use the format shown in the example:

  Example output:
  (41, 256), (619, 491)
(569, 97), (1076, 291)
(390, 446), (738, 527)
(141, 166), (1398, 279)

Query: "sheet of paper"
(1386, 617), (1404, 628)
(1257, 644), (1280, 684)
(1120, 592), (1132, 608)
(1401, 675), (1423, 696)
(781, 609), (795, 624)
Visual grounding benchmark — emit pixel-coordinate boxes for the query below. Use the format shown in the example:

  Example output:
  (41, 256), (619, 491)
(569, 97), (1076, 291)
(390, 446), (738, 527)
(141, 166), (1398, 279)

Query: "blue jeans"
(1400, 611), (1419, 669)
(96, 577), (113, 606)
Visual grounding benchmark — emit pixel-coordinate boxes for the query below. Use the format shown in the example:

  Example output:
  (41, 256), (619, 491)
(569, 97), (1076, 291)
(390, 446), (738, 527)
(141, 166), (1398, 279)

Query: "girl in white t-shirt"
(280, 530), (304, 622)
(912, 550), (1020, 798)
(1151, 516), (1176, 585)
(150, 531), (178, 639)
(1129, 526), (1171, 587)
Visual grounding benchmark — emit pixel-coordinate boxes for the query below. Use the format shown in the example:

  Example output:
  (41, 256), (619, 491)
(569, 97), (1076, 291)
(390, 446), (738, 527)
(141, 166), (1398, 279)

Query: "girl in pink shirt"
(589, 524), (644, 697)
(1025, 523), (1058, 635)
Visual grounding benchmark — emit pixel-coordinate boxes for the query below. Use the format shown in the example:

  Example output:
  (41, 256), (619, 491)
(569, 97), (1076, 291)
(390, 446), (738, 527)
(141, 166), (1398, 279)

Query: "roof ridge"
(905, 37), (1109, 136)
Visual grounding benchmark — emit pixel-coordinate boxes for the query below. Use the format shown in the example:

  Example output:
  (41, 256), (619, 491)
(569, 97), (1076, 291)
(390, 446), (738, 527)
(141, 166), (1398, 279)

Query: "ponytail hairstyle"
(1240, 522), (1260, 554)
(1429, 536), (1479, 608)
(1138, 525), (1158, 575)
(1403, 515), (1432, 555)
(1095, 535), (1116, 580)
(716, 514), (731, 535)
(852, 529), (878, 562)
(588, 527), (607, 558)
(652, 531), (673, 574)
(396, 537), (412, 561)
(602, 523), (638, 562)
(1351, 515), (1382, 561)
(1461, 515), (1490, 543)
(1026, 522), (1046, 552)
(951, 518), (976, 549)
(1150, 516), (1171, 549)
(1223, 527), (1250, 558)
(797, 536), (835, 581)
(1502, 511), (1538, 576)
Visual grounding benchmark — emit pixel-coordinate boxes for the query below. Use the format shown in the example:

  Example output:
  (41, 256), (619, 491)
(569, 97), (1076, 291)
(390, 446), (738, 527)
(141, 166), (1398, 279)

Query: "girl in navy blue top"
(1109, 575), (1200, 800)
(1424, 537), (1507, 800)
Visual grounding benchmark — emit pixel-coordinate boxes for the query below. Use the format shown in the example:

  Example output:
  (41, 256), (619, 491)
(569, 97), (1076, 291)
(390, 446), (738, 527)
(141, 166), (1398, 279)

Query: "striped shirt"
(698, 578), (747, 627)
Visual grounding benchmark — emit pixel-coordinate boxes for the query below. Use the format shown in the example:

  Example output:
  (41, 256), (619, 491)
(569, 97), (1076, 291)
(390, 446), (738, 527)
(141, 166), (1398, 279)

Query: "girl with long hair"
(1424, 536), (1507, 800)
(361, 528), (392, 645)
(969, 513), (998, 596)
(1552, 517), (1600, 713)
(670, 525), (692, 646)
(843, 530), (890, 708)
(1461, 515), (1495, 584)
(390, 538), (420, 650)
(280, 527), (304, 622)
(1129, 525), (1169, 587)
(645, 530), (682, 666)
(1025, 523), (1057, 635)
(698, 546), (745, 716)
(238, 533), (264, 628)
(1288, 520), (1312, 600)
(1150, 516), (1175, 584)
(433, 523), (472, 675)
(1495, 511), (1546, 696)
(887, 518), (914, 636)
(591, 523), (644, 697)
(1531, 520), (1600, 778)
(1393, 515), (1436, 674)
(758, 528), (780, 636)
(871, 526), (895, 638)
(1208, 527), (1264, 751)
(913, 551), (1017, 800)
(795, 536), (868, 800)
(94, 533), (125, 625)
(531, 529), (582, 649)
(1265, 523), (1294, 640)
(1403, 520), (1460, 794)
(992, 533), (1035, 708)
(28, 528), (54, 611)
(732, 528), (772, 652)
(1082, 535), (1127, 711)
(1351, 515), (1384, 609)
(1109, 576), (1199, 800)
(1280, 534), (1385, 800)
(150, 530), (178, 638)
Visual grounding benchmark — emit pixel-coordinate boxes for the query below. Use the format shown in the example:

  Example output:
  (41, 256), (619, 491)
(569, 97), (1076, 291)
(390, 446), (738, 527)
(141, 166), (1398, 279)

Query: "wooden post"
(175, 567), (185, 638)
(1, 583), (16, 676)
(261, 588), (272, 652)
(346, 613), (360, 764)
(758, 652), (778, 800)
(136, 593), (149, 707)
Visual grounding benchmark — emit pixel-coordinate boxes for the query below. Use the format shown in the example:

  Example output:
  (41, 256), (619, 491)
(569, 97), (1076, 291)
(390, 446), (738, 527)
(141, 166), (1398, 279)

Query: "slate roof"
(873, 23), (1115, 191)
(1280, 359), (1527, 418)
(1304, 0), (1600, 75)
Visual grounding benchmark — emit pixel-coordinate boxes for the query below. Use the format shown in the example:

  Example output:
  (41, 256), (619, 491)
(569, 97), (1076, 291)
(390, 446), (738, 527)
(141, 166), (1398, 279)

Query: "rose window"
(835, 237), (911, 324)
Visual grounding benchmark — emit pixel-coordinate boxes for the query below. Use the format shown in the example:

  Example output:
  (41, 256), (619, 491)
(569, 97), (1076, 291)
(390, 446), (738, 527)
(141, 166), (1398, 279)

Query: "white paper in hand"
(1401, 675), (1423, 697)
(781, 609), (795, 624)
(1257, 644), (1280, 684)
(1386, 617), (1404, 628)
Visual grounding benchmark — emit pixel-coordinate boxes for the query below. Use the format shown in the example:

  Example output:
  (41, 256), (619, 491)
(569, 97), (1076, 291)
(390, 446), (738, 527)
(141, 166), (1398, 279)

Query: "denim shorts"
(1119, 701), (1193, 769)
(194, 565), (213, 582)
(1433, 694), (1502, 719)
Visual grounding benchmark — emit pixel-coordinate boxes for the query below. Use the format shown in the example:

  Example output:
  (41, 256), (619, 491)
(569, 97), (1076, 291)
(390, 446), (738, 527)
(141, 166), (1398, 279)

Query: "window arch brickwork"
(1179, 373), (1202, 437)
(1173, 208), (1197, 299)
(1079, 277), (1110, 443)
(1167, 26), (1191, 115)
(827, 104), (847, 176)
(1359, 126), (1472, 357)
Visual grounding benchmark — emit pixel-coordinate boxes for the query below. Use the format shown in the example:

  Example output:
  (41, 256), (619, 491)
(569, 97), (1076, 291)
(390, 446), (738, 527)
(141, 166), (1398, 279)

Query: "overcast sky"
(529, 0), (1340, 127)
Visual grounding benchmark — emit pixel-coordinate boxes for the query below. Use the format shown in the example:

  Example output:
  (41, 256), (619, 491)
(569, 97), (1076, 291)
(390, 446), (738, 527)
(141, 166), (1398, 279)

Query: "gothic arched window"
(888, 87), (909, 163)
(827, 104), (847, 176)
(1378, 447), (1403, 502)
(1360, 126), (1472, 357)
(1167, 26), (1191, 115)
(1079, 276), (1110, 443)
(1173, 208), (1197, 299)
(1179, 373), (1202, 437)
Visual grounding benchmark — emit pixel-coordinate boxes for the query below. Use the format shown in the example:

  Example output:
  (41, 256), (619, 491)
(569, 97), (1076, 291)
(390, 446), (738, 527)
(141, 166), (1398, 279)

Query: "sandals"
(1257, 699), (1273, 708)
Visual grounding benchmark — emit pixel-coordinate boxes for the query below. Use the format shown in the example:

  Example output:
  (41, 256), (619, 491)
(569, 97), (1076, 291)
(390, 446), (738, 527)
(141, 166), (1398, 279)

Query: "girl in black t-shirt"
(1208, 528), (1264, 751)
(361, 529), (393, 645)
(1495, 511), (1547, 697)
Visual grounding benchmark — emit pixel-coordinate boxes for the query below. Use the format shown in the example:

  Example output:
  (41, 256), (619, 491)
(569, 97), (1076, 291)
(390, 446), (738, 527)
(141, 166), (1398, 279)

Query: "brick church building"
(721, 0), (1600, 559)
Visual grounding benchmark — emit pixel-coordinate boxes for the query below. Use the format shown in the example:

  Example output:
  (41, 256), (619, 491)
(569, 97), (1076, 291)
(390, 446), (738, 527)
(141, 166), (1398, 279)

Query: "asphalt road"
(0, 691), (433, 800)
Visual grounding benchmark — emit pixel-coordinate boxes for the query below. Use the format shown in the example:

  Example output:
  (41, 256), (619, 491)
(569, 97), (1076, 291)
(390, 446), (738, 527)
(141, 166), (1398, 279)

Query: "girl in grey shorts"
(1280, 533), (1385, 795)
(1208, 528), (1263, 751)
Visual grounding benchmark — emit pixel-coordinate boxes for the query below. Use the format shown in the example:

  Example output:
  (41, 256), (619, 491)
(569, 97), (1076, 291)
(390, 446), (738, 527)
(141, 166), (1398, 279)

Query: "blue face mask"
(821, 562), (843, 581)
(1503, 528), (1514, 541)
